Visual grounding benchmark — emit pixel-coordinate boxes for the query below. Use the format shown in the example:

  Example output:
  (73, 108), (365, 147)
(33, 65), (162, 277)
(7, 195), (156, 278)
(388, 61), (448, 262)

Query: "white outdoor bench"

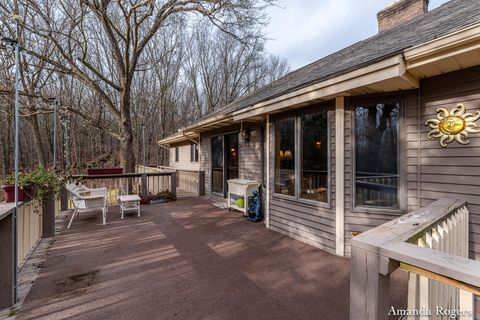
(65, 183), (108, 229)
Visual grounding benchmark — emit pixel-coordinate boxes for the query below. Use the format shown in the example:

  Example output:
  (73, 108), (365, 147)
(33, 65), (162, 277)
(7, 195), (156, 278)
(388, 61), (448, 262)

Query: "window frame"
(273, 115), (297, 199)
(272, 104), (332, 208)
(190, 143), (199, 162)
(350, 95), (405, 213)
(211, 134), (225, 197)
(210, 131), (240, 198)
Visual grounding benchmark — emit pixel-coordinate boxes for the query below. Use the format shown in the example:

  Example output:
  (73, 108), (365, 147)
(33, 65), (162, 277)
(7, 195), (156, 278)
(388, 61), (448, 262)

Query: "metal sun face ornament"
(425, 104), (480, 148)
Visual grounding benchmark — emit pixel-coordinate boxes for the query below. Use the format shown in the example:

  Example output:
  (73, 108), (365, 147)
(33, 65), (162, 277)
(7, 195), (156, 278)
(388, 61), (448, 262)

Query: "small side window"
(175, 146), (179, 162)
(191, 143), (199, 162)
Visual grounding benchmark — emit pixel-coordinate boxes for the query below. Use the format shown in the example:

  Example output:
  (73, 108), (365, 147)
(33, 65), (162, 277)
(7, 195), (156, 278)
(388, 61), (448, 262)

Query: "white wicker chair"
(65, 183), (108, 229)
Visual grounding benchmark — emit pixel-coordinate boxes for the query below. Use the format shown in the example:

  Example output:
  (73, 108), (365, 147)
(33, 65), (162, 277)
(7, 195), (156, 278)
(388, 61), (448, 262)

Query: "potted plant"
(149, 190), (177, 204)
(25, 167), (65, 237)
(1, 172), (32, 203)
(25, 167), (64, 204)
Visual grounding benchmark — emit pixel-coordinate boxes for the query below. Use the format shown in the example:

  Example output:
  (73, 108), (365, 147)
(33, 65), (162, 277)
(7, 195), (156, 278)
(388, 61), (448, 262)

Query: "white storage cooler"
(227, 179), (260, 216)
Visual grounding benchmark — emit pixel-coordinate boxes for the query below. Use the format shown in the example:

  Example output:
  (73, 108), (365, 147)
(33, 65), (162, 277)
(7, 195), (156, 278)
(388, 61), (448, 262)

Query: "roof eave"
(233, 54), (419, 121)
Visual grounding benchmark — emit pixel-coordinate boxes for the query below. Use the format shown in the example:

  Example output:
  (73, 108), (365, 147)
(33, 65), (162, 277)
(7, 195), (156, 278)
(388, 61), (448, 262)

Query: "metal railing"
(350, 198), (479, 320)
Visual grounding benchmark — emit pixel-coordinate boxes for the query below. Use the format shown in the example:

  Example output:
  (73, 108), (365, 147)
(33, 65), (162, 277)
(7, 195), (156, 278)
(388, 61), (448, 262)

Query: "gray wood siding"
(344, 67), (480, 259)
(169, 141), (200, 171)
(239, 126), (262, 183)
(199, 124), (263, 201)
(418, 66), (480, 261)
(268, 109), (336, 255)
(200, 133), (212, 195)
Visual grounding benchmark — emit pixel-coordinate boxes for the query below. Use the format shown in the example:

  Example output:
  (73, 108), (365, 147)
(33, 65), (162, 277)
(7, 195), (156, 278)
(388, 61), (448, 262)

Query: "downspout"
(260, 122), (265, 189)
(265, 114), (270, 228)
(157, 143), (170, 151)
(417, 84), (422, 209)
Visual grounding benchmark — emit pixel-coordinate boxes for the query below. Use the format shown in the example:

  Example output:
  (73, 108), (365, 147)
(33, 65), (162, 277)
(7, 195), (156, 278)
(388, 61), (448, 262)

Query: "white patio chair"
(65, 183), (108, 229)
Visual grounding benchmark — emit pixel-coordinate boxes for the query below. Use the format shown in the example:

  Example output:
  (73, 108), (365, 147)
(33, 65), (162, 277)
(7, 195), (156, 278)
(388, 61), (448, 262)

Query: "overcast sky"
(265, 0), (450, 69)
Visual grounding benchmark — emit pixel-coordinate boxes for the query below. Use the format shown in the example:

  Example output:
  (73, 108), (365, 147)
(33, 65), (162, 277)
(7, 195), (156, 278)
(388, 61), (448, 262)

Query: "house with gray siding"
(159, 0), (480, 262)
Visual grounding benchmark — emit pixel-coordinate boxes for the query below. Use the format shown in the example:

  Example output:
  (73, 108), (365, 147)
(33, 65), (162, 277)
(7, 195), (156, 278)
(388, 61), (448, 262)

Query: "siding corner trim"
(335, 96), (346, 256)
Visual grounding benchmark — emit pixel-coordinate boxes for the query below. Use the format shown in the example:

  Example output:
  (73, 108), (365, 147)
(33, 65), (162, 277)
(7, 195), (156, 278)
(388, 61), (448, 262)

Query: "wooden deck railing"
(137, 165), (205, 197)
(350, 198), (479, 320)
(0, 201), (46, 308)
(67, 171), (177, 206)
(406, 205), (472, 319)
(17, 201), (43, 269)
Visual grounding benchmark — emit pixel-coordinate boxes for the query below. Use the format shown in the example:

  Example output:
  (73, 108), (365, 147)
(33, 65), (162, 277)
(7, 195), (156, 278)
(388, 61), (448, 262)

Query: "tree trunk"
(119, 91), (135, 173)
(28, 117), (47, 167)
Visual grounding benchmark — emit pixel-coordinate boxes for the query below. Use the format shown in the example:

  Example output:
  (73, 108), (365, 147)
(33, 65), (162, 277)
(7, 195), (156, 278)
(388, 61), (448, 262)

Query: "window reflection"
(354, 102), (399, 208)
(212, 136), (223, 194)
(301, 111), (328, 202)
(275, 117), (295, 196)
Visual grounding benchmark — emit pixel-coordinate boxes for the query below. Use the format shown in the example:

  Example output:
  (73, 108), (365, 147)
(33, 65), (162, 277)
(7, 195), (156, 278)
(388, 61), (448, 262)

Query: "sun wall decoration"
(425, 104), (480, 148)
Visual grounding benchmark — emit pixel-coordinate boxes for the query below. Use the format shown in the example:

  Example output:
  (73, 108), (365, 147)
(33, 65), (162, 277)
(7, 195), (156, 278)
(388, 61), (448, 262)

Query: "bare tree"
(2, 0), (275, 172)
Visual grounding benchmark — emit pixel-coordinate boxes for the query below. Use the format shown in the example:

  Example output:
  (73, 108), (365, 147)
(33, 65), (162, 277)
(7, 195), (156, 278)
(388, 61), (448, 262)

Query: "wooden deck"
(17, 197), (407, 320)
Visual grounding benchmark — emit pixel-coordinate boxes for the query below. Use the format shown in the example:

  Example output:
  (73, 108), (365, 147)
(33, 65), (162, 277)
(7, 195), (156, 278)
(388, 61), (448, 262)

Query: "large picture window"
(301, 111), (328, 202)
(354, 101), (400, 209)
(274, 117), (295, 196)
(274, 105), (330, 203)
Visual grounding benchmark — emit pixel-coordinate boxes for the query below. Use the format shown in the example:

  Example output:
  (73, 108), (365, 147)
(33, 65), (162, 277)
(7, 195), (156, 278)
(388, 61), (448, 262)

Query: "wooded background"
(0, 0), (288, 175)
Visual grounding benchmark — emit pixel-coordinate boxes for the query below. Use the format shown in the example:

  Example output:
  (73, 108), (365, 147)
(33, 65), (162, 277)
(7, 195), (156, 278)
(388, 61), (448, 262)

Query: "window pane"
(175, 146), (179, 162)
(225, 133), (239, 180)
(275, 117), (295, 196)
(355, 102), (399, 208)
(191, 143), (199, 162)
(301, 111), (328, 202)
(212, 136), (224, 194)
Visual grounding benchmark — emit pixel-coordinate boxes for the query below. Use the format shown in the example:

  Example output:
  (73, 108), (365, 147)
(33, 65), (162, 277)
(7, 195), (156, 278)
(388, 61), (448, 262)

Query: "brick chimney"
(377, 0), (429, 32)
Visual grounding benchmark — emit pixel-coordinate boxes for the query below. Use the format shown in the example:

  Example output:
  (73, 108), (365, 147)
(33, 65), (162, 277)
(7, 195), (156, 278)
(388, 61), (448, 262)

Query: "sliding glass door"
(212, 136), (224, 194)
(225, 133), (239, 182)
(211, 133), (239, 197)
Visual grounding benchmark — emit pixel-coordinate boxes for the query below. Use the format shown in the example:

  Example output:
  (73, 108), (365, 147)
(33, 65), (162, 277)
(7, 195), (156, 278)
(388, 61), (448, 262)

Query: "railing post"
(198, 171), (205, 196)
(170, 172), (176, 198)
(141, 173), (148, 197)
(350, 245), (393, 320)
(42, 195), (55, 238)
(60, 187), (68, 211)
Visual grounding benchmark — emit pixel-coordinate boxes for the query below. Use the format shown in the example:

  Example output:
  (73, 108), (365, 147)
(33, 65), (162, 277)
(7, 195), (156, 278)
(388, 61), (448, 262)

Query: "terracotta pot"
(2, 184), (31, 203)
(87, 168), (124, 175)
